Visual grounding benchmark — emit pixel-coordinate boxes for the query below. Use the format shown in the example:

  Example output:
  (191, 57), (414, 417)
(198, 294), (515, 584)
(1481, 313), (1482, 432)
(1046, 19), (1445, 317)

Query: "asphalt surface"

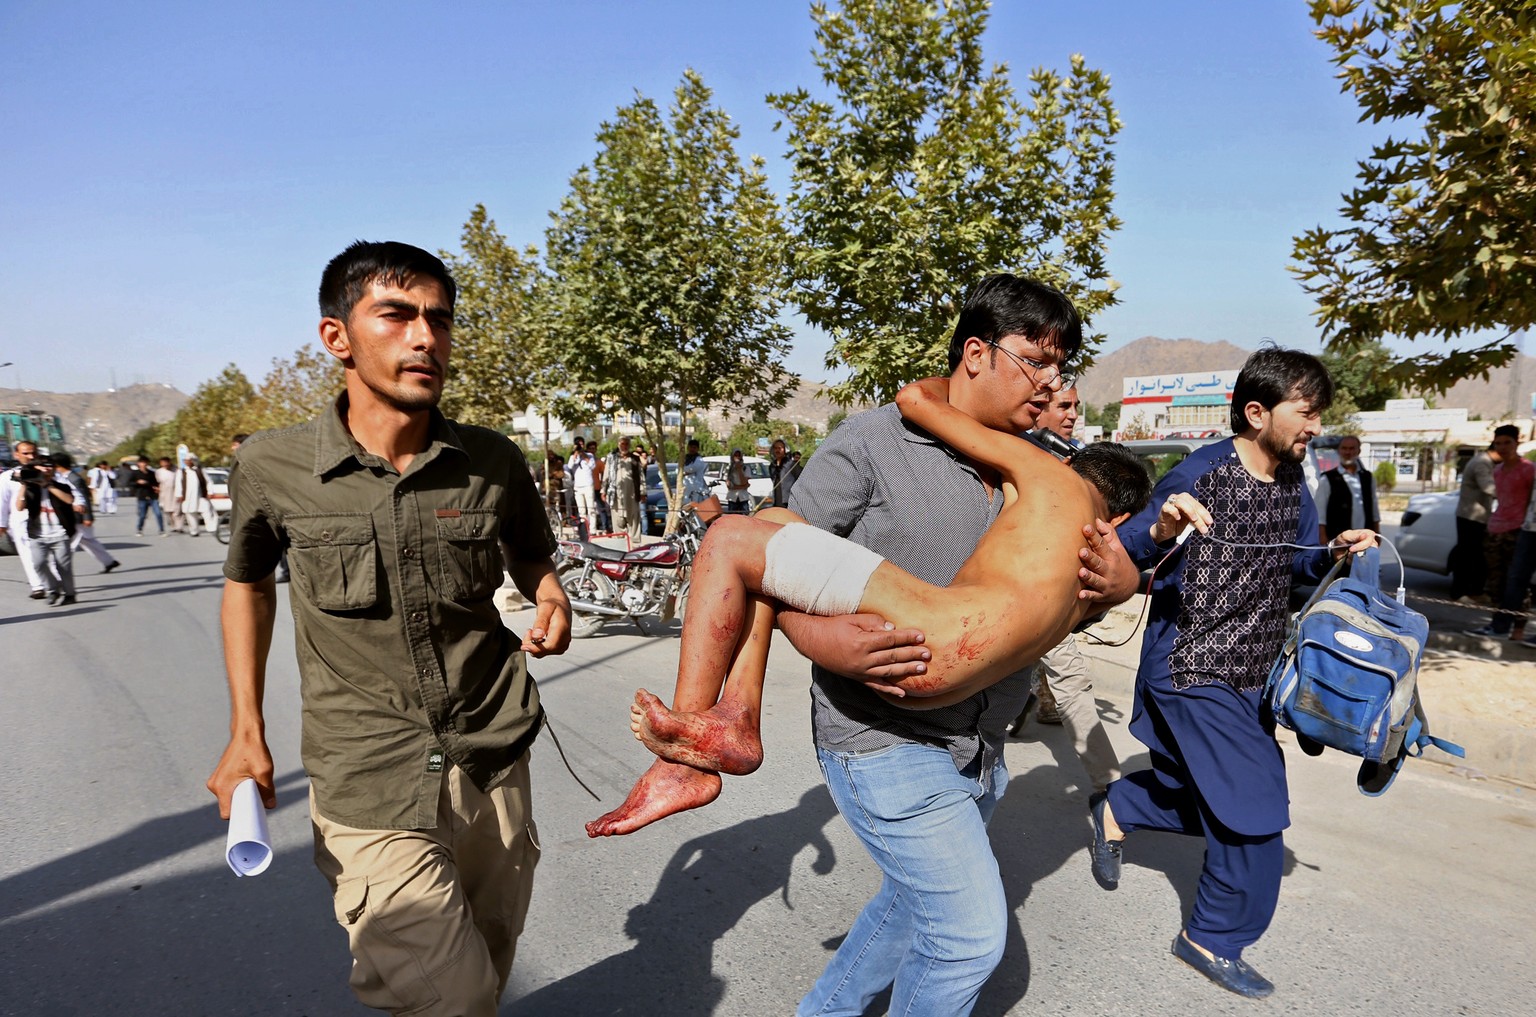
(1, 513), (1531, 1017)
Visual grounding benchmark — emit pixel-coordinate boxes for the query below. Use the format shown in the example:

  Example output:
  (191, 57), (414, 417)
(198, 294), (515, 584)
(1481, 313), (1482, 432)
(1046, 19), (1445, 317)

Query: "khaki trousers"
(311, 755), (540, 1016)
(1038, 634), (1121, 793)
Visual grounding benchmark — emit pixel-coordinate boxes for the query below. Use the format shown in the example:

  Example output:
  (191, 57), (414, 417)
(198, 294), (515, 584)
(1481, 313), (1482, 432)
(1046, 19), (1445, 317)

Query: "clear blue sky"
(2, 0), (1408, 396)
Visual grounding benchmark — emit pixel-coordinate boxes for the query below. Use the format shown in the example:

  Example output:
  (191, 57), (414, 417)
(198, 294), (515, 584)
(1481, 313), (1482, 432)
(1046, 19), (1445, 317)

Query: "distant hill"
(1077, 337), (1250, 410)
(1078, 336), (1532, 420)
(0, 384), (188, 457)
(700, 377), (870, 437)
(1435, 356), (1536, 420)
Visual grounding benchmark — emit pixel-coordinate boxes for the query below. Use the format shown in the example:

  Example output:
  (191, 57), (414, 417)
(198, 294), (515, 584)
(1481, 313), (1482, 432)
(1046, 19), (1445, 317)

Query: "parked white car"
(204, 466), (232, 515)
(1394, 490), (1458, 575)
(702, 455), (773, 507)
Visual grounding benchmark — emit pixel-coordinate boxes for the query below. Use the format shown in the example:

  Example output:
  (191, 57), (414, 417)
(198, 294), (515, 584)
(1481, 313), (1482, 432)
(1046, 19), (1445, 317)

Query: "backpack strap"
(1357, 697), (1465, 797)
(1345, 545), (1382, 593)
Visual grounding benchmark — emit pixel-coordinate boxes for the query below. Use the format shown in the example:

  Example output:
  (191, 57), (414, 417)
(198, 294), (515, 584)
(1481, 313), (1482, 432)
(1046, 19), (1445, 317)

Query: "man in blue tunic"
(1090, 347), (1377, 999)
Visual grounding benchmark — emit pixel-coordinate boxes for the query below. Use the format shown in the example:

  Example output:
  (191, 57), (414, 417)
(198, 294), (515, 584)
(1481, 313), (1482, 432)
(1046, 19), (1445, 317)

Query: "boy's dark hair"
(319, 241), (457, 322)
(948, 274), (1083, 373)
(1070, 442), (1154, 520)
(51, 452), (74, 469)
(1229, 345), (1334, 434)
(1493, 424), (1521, 442)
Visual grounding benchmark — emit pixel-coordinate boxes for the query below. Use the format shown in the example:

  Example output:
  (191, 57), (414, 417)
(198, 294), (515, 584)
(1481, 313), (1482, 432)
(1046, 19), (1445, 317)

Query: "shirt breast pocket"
(286, 514), (378, 611)
(433, 510), (502, 601)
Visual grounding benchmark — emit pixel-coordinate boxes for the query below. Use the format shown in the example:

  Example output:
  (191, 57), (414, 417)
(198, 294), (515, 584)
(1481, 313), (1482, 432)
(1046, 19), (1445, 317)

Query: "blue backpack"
(1264, 547), (1463, 796)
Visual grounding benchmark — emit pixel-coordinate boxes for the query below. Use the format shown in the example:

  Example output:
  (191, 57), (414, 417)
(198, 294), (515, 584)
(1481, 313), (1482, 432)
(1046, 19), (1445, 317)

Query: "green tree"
(769, 0), (1122, 404)
(106, 420), (178, 463)
(725, 418), (820, 459)
(173, 364), (256, 461)
(248, 342), (344, 435)
(1318, 338), (1400, 429)
(1373, 460), (1399, 493)
(440, 205), (565, 429)
(1085, 400), (1121, 431)
(546, 70), (795, 529)
(1292, 0), (1536, 391)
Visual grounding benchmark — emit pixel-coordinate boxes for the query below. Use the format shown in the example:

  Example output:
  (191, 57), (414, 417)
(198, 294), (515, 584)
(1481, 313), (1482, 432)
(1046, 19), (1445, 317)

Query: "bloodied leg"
(584, 590), (775, 837)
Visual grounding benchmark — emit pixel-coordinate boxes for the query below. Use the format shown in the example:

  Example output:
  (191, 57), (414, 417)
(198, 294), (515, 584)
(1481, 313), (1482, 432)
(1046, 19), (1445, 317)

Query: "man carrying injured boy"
(588, 274), (1152, 1017)
(588, 403), (1152, 829)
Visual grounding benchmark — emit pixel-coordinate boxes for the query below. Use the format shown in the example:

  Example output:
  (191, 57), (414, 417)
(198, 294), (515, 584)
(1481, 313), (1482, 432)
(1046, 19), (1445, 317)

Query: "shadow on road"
(0, 770), (367, 1016)
(1, 770), (310, 922)
(979, 724), (1310, 1015)
(502, 786), (837, 1017)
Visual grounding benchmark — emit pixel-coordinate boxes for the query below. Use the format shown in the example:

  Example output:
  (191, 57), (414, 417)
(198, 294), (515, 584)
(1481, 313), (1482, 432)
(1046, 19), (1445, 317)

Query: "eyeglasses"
(984, 341), (1067, 391)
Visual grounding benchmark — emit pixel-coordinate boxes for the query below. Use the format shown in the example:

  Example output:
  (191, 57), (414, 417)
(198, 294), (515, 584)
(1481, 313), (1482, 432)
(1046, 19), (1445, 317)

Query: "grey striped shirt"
(789, 403), (1033, 777)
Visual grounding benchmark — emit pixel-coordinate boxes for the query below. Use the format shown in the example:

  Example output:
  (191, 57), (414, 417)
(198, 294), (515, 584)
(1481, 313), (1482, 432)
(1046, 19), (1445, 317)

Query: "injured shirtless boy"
(587, 376), (1155, 837)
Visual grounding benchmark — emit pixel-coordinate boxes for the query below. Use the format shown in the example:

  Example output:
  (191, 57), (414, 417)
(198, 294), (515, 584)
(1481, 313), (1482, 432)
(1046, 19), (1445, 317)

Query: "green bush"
(1373, 460), (1398, 492)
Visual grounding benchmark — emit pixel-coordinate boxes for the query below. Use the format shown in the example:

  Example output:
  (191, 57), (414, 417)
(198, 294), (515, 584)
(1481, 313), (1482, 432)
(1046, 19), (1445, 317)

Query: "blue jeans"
(1492, 529), (1536, 633)
(798, 742), (1009, 1017)
(135, 497), (163, 533)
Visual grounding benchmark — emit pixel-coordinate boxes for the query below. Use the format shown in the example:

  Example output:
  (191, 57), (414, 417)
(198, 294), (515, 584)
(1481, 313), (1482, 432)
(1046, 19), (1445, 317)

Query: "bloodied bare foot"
(630, 688), (765, 776)
(585, 758), (723, 837)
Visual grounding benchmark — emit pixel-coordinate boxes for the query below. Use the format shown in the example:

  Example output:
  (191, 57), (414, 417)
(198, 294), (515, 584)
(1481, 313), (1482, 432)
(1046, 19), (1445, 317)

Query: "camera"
(16, 465), (45, 483)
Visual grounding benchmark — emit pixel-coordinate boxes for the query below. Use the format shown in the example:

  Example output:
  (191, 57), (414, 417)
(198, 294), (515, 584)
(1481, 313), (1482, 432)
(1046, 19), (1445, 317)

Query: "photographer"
(13, 453), (79, 605)
(0, 440), (49, 597)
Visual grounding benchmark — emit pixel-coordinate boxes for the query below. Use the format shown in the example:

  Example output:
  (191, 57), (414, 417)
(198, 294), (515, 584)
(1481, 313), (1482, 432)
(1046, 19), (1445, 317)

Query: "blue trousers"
(1491, 529), (1536, 634)
(798, 742), (1008, 1017)
(1107, 681), (1285, 959)
(135, 497), (163, 533)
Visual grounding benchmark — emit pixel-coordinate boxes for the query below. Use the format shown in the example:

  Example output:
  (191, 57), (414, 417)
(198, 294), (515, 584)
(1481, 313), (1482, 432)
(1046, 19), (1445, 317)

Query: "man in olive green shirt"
(208, 241), (571, 1017)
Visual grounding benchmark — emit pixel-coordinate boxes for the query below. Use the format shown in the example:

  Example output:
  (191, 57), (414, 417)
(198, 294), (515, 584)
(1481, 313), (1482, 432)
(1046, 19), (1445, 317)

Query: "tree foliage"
(1318, 338), (1401, 429)
(545, 69), (795, 523)
(724, 417), (820, 459)
(440, 206), (565, 429)
(1292, 0), (1536, 391)
(248, 342), (343, 432)
(769, 0), (1122, 404)
(173, 364), (256, 461)
(106, 420), (178, 463)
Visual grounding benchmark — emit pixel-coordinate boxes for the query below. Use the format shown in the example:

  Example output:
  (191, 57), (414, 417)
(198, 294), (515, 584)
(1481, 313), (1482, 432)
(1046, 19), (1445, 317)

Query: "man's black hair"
(1493, 424), (1521, 441)
(232, 433), (249, 445)
(1070, 443), (1154, 520)
(318, 241), (458, 322)
(1228, 345), (1334, 434)
(947, 274), (1083, 373)
(51, 452), (74, 469)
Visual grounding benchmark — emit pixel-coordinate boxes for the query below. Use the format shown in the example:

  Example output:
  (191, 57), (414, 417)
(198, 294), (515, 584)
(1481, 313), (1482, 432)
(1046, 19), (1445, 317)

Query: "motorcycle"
(556, 508), (710, 637)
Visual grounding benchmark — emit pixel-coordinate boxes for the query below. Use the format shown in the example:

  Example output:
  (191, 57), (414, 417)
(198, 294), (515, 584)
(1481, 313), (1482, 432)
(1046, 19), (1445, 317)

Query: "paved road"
(1, 513), (1530, 1016)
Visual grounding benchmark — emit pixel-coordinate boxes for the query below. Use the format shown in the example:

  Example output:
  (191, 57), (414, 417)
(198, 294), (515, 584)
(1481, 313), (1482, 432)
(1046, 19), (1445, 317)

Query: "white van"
(702, 455), (774, 507)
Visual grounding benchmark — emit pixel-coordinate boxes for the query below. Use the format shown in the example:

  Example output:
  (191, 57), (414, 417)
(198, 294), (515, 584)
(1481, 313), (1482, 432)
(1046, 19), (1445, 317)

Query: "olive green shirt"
(224, 394), (557, 830)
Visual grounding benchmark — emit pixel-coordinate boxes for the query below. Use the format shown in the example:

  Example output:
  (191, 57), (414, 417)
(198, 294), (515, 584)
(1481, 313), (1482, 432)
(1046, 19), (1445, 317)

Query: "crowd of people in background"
(1459, 423), (1536, 643)
(0, 441), (242, 608)
(538, 431), (805, 541)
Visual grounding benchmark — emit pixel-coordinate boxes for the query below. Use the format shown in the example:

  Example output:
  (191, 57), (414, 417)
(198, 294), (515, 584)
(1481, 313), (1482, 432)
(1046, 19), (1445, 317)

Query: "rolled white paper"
(225, 778), (273, 877)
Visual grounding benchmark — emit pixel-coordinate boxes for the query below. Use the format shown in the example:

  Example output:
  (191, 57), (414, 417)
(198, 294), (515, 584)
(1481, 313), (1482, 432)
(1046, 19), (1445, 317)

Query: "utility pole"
(1508, 329), (1526, 420)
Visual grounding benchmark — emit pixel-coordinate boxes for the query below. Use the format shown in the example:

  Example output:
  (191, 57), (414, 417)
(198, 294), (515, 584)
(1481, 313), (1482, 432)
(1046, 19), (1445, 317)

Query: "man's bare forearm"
(207, 575), (279, 817)
(221, 576), (278, 735)
(778, 609), (930, 691)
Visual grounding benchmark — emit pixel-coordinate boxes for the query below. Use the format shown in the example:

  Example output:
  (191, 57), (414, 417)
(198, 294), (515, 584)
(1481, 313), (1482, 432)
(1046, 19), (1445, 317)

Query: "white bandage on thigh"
(759, 523), (882, 616)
